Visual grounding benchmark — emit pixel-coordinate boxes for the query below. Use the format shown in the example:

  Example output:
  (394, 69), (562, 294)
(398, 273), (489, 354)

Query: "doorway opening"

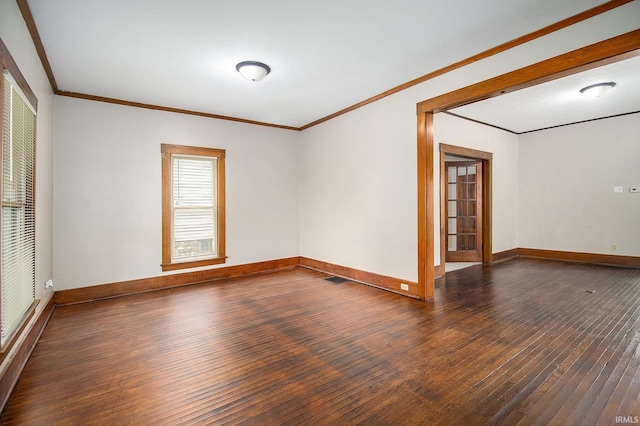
(416, 32), (638, 300)
(439, 144), (492, 275)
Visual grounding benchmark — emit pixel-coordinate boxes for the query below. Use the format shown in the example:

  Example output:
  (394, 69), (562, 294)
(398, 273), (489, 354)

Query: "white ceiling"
(449, 54), (640, 133)
(26, 0), (633, 129)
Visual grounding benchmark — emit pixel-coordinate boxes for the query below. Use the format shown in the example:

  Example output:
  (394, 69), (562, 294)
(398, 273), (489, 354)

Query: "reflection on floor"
(445, 262), (482, 272)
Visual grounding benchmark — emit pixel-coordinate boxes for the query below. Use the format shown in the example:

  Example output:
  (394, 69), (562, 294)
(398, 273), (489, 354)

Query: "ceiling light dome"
(579, 82), (616, 98)
(236, 61), (271, 82)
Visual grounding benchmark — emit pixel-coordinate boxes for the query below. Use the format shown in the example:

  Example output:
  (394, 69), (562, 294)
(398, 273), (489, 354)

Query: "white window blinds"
(172, 155), (217, 261)
(1, 69), (36, 348)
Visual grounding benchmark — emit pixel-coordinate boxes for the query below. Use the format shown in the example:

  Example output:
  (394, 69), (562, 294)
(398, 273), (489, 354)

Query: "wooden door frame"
(440, 146), (492, 272)
(416, 30), (640, 300)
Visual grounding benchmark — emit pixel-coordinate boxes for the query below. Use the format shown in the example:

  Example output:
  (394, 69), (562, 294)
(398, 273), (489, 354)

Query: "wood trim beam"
(57, 91), (300, 131)
(54, 257), (300, 305)
(417, 112), (434, 300)
(517, 248), (640, 269)
(0, 296), (55, 413)
(299, 257), (420, 299)
(418, 30), (640, 114)
(434, 264), (445, 278)
(483, 161), (492, 264)
(440, 143), (493, 160)
(439, 150), (446, 276)
(443, 111), (518, 135)
(15, 0), (58, 92)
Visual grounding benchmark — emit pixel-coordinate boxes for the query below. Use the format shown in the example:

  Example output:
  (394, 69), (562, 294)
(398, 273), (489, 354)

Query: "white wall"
(434, 114), (519, 264)
(54, 97), (300, 290)
(298, 2), (639, 283)
(299, 94), (418, 281)
(0, 1), (55, 372)
(518, 114), (640, 256)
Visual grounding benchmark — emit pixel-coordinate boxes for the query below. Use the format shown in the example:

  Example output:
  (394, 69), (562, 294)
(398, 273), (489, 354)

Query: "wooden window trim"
(0, 39), (37, 111)
(161, 144), (226, 272)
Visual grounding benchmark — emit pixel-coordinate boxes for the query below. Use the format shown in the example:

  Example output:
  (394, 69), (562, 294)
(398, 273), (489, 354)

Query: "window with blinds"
(1, 69), (36, 350)
(161, 144), (225, 271)
(172, 156), (216, 260)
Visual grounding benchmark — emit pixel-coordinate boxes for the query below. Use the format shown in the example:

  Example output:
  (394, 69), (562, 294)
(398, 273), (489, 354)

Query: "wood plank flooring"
(1, 258), (639, 425)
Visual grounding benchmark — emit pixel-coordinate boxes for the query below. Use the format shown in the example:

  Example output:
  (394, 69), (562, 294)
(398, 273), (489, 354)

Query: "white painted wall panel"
(54, 97), (300, 290)
(518, 114), (640, 256)
(300, 97), (418, 281)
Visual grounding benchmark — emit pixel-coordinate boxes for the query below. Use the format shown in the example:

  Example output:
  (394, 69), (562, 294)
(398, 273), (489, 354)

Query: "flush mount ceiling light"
(579, 82), (616, 98)
(236, 61), (271, 82)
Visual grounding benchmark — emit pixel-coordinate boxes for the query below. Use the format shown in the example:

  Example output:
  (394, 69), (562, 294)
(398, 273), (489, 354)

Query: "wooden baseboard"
(0, 296), (55, 413)
(517, 248), (640, 268)
(299, 257), (420, 299)
(434, 264), (445, 278)
(492, 248), (519, 264)
(51, 248), (638, 306)
(54, 257), (301, 305)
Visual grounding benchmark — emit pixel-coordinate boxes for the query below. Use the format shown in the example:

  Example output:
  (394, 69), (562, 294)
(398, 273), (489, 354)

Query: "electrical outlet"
(400, 283), (409, 291)
(611, 244), (617, 252)
(630, 187), (640, 193)
(45, 279), (54, 289)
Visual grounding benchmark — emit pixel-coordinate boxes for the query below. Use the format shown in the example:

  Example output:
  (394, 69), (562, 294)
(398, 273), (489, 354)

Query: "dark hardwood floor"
(1, 258), (639, 425)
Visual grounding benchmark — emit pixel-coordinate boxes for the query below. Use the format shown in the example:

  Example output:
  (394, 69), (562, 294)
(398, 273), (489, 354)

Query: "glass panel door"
(445, 161), (482, 262)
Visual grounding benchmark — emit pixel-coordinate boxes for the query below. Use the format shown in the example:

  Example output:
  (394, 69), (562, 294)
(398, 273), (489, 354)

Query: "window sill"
(161, 256), (226, 272)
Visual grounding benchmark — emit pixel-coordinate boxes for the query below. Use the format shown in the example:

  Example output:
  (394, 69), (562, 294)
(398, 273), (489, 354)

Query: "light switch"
(614, 186), (623, 193)
(630, 187), (640, 193)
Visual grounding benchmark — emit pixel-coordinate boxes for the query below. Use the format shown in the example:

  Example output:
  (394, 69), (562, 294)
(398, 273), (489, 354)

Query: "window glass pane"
(448, 167), (456, 183)
(448, 235), (457, 251)
(448, 184), (456, 200)
(173, 208), (216, 259)
(468, 166), (477, 182)
(171, 154), (219, 262)
(1, 70), (36, 347)
(448, 218), (457, 234)
(448, 201), (456, 217)
(173, 157), (215, 207)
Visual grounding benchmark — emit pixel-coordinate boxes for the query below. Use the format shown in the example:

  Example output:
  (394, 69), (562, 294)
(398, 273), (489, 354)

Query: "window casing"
(161, 144), (225, 271)
(0, 39), (37, 353)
